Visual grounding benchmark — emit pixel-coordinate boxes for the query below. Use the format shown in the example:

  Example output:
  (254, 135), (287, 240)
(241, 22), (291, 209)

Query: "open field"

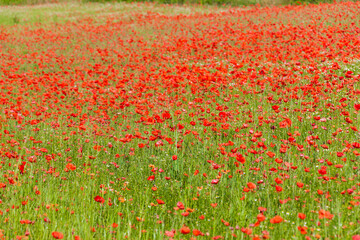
(1, 1), (360, 240)
(0, 2), (225, 25)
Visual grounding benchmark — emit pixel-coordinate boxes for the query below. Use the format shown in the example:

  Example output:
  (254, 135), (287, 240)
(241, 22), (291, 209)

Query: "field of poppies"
(1, 1), (360, 239)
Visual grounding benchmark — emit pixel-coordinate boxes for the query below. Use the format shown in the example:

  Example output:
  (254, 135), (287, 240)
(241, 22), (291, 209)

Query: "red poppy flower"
(353, 235), (360, 240)
(156, 199), (165, 205)
(241, 228), (252, 235)
(236, 153), (246, 164)
(193, 229), (203, 236)
(165, 230), (176, 237)
(354, 104), (360, 111)
(211, 179), (220, 185)
(180, 225), (191, 234)
(318, 210), (334, 220)
(270, 216), (283, 224)
(94, 196), (105, 204)
(147, 175), (155, 181)
(247, 182), (257, 190)
(257, 213), (266, 222)
(52, 232), (64, 239)
(298, 213), (306, 219)
(298, 226), (308, 234)
(272, 105), (279, 111)
(177, 202), (185, 210)
(275, 185), (283, 192)
(267, 151), (275, 158)
(65, 163), (76, 171)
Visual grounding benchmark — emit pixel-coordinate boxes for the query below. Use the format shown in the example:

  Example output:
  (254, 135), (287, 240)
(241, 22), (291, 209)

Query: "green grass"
(0, 1), (224, 25)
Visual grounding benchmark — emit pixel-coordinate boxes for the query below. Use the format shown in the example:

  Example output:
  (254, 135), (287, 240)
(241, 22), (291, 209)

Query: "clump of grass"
(12, 15), (20, 23)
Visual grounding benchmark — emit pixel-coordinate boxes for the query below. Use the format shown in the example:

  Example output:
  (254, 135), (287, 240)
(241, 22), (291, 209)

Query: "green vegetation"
(0, 2), (222, 25)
